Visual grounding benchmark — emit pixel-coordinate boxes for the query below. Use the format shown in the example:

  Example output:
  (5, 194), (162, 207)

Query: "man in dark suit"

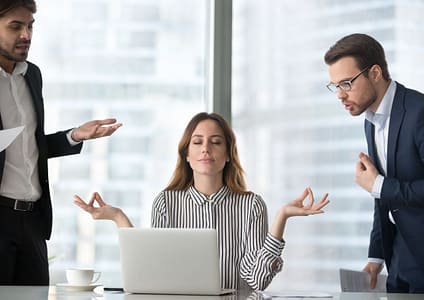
(324, 33), (424, 293)
(0, 0), (121, 285)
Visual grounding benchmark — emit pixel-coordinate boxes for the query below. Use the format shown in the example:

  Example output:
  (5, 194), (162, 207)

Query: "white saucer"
(56, 282), (102, 291)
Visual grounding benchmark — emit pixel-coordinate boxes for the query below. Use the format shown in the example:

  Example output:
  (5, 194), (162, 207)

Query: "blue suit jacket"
(365, 82), (424, 271)
(0, 61), (82, 239)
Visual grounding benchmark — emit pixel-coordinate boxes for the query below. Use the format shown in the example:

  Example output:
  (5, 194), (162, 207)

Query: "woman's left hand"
(270, 187), (329, 240)
(281, 187), (329, 218)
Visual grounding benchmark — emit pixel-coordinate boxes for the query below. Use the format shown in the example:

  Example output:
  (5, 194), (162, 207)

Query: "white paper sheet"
(259, 291), (333, 299)
(339, 268), (387, 292)
(0, 126), (24, 152)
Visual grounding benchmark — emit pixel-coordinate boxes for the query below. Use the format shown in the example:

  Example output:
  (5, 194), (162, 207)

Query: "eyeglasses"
(326, 66), (370, 93)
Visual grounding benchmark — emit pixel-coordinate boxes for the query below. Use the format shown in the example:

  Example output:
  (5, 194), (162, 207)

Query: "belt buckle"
(13, 200), (33, 212)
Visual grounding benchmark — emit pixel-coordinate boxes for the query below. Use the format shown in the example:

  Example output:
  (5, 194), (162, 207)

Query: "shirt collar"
(188, 185), (230, 205)
(365, 80), (396, 127)
(0, 61), (28, 77)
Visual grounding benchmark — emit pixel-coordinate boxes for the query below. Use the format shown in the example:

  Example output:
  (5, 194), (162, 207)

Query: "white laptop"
(118, 228), (235, 295)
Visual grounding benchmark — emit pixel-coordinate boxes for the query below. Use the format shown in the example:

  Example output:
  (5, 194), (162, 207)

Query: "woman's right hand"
(73, 192), (133, 227)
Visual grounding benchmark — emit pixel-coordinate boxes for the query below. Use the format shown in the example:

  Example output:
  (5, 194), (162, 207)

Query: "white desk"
(0, 286), (423, 300)
(0, 286), (256, 300)
(338, 293), (424, 300)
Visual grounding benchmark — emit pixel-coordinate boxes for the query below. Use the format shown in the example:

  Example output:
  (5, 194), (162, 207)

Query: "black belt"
(0, 195), (37, 212)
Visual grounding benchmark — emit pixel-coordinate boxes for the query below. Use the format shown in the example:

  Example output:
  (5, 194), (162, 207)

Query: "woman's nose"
(201, 142), (210, 153)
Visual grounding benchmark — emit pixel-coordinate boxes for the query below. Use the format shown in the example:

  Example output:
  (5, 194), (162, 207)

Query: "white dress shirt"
(365, 80), (396, 198)
(365, 80), (396, 264)
(0, 62), (80, 202)
(0, 62), (42, 201)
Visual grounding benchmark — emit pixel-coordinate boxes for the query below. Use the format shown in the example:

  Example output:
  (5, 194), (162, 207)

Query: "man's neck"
(369, 80), (391, 113)
(0, 57), (16, 74)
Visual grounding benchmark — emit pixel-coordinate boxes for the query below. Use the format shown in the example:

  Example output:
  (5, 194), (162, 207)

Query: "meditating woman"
(74, 112), (329, 291)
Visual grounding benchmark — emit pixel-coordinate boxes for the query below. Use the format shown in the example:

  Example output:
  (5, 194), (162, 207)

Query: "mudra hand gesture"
(74, 192), (133, 227)
(282, 187), (329, 217)
(270, 187), (329, 240)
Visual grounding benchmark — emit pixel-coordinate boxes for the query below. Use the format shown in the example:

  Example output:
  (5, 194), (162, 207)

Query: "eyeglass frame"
(326, 66), (370, 93)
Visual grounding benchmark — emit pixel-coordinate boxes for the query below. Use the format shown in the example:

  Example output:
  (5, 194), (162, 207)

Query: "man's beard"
(0, 41), (30, 63)
(351, 92), (377, 116)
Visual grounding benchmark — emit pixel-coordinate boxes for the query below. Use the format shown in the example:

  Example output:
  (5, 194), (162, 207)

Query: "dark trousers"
(0, 206), (49, 285)
(387, 229), (424, 293)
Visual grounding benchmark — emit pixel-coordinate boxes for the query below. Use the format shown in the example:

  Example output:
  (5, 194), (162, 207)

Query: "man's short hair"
(324, 33), (391, 81)
(0, 0), (36, 17)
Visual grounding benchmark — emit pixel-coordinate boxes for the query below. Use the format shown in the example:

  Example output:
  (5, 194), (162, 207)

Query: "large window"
(232, 0), (424, 292)
(30, 0), (209, 286)
(29, 0), (424, 291)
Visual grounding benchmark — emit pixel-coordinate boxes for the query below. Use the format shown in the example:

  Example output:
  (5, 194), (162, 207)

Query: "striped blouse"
(151, 185), (285, 290)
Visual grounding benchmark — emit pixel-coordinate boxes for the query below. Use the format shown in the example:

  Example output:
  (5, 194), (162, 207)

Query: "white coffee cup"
(66, 268), (101, 286)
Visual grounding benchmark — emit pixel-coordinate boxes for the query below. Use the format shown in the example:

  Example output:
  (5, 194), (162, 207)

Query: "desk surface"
(0, 286), (423, 300)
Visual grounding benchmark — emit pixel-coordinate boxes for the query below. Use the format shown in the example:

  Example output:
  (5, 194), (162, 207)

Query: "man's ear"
(369, 64), (383, 82)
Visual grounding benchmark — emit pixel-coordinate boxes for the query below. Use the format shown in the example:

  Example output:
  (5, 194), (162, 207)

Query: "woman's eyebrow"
(191, 134), (224, 138)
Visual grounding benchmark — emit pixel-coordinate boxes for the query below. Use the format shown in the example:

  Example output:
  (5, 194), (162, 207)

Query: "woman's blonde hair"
(165, 112), (248, 194)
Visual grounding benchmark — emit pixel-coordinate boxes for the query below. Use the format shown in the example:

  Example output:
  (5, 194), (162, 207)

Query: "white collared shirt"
(365, 80), (397, 265)
(365, 80), (396, 198)
(0, 62), (42, 201)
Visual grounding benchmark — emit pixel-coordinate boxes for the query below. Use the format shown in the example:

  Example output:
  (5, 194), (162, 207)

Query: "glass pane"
(232, 0), (424, 292)
(30, 0), (209, 286)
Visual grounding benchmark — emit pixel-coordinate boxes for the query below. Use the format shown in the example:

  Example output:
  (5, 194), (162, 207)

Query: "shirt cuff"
(264, 232), (285, 257)
(368, 257), (384, 264)
(371, 174), (384, 199)
(67, 129), (82, 146)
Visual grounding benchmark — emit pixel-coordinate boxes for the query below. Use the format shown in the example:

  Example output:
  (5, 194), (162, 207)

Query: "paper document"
(0, 126), (24, 152)
(259, 291), (333, 299)
(339, 268), (387, 292)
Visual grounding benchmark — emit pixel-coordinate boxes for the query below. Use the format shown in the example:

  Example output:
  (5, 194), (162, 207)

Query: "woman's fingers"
(308, 193), (330, 214)
(88, 193), (97, 206)
(305, 187), (314, 209)
(73, 194), (92, 212)
(94, 192), (107, 207)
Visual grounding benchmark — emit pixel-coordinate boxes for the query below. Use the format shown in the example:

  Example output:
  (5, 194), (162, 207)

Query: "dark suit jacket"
(0, 61), (82, 239)
(365, 82), (424, 271)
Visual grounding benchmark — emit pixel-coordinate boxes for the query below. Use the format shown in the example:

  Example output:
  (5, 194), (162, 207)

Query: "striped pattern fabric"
(151, 185), (285, 290)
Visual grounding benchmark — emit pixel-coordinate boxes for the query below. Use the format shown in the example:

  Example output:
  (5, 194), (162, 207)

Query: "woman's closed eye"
(192, 139), (203, 145)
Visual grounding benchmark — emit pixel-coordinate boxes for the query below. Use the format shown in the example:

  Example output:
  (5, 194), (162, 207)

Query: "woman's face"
(186, 119), (229, 180)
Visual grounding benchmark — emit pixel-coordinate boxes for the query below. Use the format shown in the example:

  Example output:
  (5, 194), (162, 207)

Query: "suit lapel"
(387, 83), (406, 178)
(24, 63), (44, 127)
